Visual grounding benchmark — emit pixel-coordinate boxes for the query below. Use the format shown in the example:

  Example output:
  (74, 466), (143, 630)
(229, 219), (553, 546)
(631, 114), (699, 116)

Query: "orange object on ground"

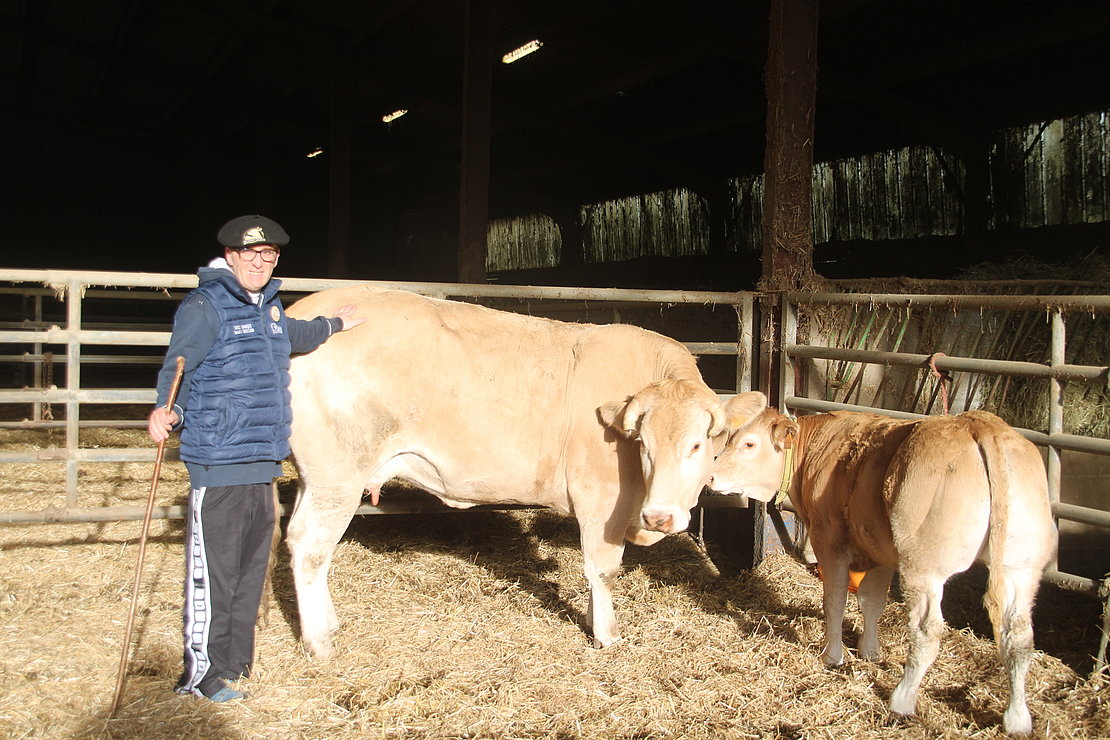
(813, 564), (867, 593)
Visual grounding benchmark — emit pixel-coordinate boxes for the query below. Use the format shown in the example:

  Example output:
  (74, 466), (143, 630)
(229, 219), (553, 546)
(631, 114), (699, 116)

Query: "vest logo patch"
(270, 306), (280, 322)
(232, 323), (256, 335)
(270, 322), (284, 335)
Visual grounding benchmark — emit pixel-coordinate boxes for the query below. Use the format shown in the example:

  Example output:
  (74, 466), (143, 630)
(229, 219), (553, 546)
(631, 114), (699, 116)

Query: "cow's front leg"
(578, 522), (627, 647)
(286, 482), (363, 659)
(855, 564), (895, 661)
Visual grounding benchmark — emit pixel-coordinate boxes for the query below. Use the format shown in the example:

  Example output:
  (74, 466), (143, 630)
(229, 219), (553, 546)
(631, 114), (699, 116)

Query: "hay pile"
(0, 429), (1107, 739)
(801, 255), (1110, 438)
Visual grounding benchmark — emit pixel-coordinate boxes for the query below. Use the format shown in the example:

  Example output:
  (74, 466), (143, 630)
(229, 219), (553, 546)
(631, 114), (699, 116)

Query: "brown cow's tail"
(981, 426), (1021, 652)
(977, 426), (1011, 636)
(973, 415), (1052, 733)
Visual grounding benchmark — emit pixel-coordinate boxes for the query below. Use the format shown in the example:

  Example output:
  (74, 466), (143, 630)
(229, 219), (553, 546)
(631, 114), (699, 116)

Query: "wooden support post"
(458, 0), (493, 284)
(761, 0), (819, 291)
(552, 202), (583, 269)
(961, 129), (992, 263)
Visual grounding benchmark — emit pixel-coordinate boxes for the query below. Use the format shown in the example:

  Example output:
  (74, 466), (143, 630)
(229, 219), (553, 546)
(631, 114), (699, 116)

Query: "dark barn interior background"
(2, 0), (1108, 288)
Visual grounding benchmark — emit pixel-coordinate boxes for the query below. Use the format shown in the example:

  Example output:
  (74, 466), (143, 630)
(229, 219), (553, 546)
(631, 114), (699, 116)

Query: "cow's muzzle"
(642, 510), (678, 533)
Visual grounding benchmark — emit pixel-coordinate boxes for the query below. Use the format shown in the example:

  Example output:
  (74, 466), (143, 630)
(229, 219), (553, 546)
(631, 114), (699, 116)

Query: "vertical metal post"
(776, 292), (804, 557)
(1048, 310), (1065, 573)
(778, 293), (797, 412)
(32, 293), (43, 421)
(737, 293), (754, 393)
(65, 279), (83, 507)
(1096, 579), (1110, 679)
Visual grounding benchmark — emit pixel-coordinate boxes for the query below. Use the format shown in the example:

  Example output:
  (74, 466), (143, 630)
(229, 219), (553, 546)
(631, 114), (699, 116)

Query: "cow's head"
(599, 378), (727, 533)
(706, 391), (798, 502)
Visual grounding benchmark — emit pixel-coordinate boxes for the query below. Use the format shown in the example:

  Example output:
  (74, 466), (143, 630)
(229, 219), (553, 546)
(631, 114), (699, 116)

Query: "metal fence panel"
(0, 268), (755, 523)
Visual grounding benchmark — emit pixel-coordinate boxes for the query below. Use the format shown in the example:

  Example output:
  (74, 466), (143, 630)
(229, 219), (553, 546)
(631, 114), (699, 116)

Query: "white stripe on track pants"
(175, 481), (275, 698)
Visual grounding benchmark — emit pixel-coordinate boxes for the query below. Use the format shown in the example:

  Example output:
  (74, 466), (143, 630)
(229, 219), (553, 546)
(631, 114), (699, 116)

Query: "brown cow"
(708, 392), (1055, 735)
(284, 286), (727, 658)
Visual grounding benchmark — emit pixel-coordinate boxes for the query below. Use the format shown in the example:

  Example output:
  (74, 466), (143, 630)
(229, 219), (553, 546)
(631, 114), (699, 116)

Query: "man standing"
(148, 215), (363, 702)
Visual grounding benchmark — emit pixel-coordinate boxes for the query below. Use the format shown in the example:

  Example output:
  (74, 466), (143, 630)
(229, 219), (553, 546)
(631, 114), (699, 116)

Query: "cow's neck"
(774, 442), (797, 504)
(788, 415), (825, 479)
(781, 413), (856, 513)
(775, 414), (814, 503)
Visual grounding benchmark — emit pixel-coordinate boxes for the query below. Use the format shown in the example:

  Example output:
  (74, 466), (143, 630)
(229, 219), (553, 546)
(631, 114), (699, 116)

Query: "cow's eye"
(691, 442), (701, 453)
(744, 441), (756, 449)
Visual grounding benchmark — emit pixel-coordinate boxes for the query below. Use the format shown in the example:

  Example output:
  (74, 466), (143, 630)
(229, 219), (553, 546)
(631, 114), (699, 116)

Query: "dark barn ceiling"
(3, 0), (1109, 280)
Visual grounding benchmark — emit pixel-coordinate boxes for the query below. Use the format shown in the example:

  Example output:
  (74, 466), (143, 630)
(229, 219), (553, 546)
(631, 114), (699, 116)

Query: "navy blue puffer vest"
(179, 273), (293, 465)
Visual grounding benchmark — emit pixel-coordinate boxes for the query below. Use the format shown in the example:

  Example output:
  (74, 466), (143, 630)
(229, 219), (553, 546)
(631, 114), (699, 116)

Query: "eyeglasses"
(235, 247), (280, 264)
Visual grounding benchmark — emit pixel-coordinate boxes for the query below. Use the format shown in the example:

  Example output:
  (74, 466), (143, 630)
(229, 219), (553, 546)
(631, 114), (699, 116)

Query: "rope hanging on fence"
(928, 352), (951, 415)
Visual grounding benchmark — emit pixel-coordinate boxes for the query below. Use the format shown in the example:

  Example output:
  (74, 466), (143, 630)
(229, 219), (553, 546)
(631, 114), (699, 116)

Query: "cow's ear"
(598, 399), (641, 439)
(770, 416), (800, 449)
(598, 401), (624, 429)
(708, 402), (727, 439)
(711, 429), (728, 457)
(621, 395), (647, 439)
(722, 392), (767, 430)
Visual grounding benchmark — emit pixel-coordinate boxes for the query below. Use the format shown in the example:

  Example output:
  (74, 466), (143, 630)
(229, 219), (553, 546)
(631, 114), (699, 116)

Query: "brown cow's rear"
(708, 392), (1055, 735)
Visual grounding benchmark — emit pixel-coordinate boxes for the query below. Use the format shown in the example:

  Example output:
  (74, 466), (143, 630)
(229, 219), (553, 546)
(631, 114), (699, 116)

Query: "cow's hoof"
(591, 634), (623, 649)
(888, 694), (917, 718)
(884, 710), (914, 727)
(302, 637), (334, 661)
(1002, 706), (1033, 736)
(858, 647), (882, 662)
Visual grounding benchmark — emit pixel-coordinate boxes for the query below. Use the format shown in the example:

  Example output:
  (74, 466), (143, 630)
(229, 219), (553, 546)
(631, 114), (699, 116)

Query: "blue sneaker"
(207, 685), (246, 702)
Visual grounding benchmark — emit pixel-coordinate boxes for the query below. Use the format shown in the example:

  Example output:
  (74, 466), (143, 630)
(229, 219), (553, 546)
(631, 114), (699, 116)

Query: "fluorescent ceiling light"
(502, 40), (543, 64)
(306, 147), (324, 158)
(382, 109), (408, 123)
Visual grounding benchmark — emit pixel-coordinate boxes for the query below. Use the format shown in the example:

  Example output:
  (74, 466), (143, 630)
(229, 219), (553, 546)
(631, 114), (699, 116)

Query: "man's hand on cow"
(332, 304), (366, 331)
(147, 406), (178, 443)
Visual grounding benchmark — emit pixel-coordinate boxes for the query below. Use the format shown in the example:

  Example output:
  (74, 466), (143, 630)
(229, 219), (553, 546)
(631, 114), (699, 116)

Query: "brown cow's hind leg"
(888, 575), (945, 718)
(986, 567), (1040, 735)
(856, 565), (895, 660)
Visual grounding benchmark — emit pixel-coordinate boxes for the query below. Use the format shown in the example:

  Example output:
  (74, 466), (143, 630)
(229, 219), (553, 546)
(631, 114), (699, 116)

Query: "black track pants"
(175, 482), (275, 697)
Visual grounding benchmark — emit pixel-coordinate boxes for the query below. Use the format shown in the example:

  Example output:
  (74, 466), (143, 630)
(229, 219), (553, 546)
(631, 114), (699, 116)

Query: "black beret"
(217, 215), (290, 248)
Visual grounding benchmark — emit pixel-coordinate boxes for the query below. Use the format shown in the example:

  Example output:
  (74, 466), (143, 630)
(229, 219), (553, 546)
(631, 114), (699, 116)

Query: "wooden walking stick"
(109, 355), (185, 717)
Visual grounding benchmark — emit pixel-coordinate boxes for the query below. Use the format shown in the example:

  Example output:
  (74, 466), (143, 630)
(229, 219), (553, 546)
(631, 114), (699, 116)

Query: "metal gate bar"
(0, 268), (755, 521)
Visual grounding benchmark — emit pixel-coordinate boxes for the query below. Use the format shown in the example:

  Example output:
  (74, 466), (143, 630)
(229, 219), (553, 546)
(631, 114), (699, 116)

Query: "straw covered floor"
(0, 428), (1107, 739)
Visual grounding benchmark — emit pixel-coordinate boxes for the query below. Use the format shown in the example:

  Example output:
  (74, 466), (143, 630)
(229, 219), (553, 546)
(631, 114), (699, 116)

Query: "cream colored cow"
(708, 392), (1055, 735)
(285, 286), (726, 657)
